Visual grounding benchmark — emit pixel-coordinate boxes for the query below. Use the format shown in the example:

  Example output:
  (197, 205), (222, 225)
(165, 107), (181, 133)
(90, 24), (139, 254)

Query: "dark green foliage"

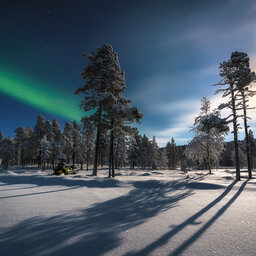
(166, 138), (178, 170)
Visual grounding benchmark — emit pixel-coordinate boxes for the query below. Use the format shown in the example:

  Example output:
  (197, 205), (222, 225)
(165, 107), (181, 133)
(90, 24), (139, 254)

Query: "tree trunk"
(93, 106), (102, 176)
(231, 84), (240, 181)
(111, 130), (115, 178)
(206, 142), (211, 174)
(108, 122), (112, 178)
(72, 152), (75, 168)
(108, 120), (115, 178)
(108, 144), (112, 178)
(38, 149), (42, 167)
(93, 126), (101, 176)
(241, 91), (252, 179)
(52, 152), (55, 170)
(86, 139), (89, 171)
(87, 153), (89, 171)
(21, 143), (24, 168)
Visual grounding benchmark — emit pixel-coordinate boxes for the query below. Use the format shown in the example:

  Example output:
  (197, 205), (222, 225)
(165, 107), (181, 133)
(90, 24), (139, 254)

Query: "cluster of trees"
(128, 132), (180, 170)
(185, 97), (229, 174)
(0, 116), (95, 171)
(219, 133), (256, 170)
(186, 51), (256, 180)
(1, 112), (255, 175)
(185, 97), (256, 174)
(0, 116), (182, 172)
(215, 51), (255, 180)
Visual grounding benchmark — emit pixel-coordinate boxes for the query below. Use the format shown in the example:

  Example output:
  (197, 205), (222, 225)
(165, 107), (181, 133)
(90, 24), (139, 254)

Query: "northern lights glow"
(0, 70), (84, 122)
(1, 0), (256, 145)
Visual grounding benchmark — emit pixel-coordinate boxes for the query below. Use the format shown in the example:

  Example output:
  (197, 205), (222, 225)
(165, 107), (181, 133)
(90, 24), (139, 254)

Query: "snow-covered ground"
(0, 167), (255, 256)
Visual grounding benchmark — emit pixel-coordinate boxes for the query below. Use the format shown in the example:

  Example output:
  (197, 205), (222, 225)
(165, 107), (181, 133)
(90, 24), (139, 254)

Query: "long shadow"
(170, 180), (247, 256)
(0, 185), (39, 192)
(0, 180), (191, 256)
(127, 180), (238, 256)
(186, 182), (225, 190)
(189, 173), (209, 181)
(0, 186), (81, 199)
(0, 174), (121, 188)
(225, 169), (252, 179)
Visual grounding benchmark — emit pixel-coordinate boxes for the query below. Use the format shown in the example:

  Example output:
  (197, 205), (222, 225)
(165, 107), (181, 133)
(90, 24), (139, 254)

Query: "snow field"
(0, 168), (255, 256)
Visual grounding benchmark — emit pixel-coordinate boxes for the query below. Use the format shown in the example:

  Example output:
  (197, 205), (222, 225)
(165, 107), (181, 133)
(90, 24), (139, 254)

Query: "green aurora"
(0, 69), (84, 122)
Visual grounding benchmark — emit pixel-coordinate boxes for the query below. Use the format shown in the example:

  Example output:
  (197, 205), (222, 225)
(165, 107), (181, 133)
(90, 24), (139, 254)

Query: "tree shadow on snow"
(0, 174), (121, 189)
(0, 179), (191, 256)
(0, 186), (82, 199)
(127, 179), (247, 256)
(0, 185), (39, 192)
(186, 182), (225, 190)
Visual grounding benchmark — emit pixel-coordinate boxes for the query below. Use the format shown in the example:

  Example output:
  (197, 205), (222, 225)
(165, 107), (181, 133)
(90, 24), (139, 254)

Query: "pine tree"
(166, 138), (178, 170)
(71, 121), (82, 168)
(107, 103), (142, 177)
(98, 132), (108, 167)
(219, 142), (233, 167)
(114, 133), (128, 169)
(40, 136), (50, 170)
(1, 137), (15, 169)
(0, 131), (4, 167)
(75, 44), (121, 176)
(214, 52), (247, 180)
(45, 120), (54, 142)
(52, 119), (62, 142)
(62, 122), (73, 163)
(14, 127), (25, 167)
(140, 135), (150, 169)
(149, 136), (159, 170)
(33, 115), (46, 167)
(234, 51), (256, 178)
(23, 128), (34, 166)
(14, 127), (31, 168)
(248, 130), (256, 170)
(185, 98), (228, 173)
(51, 119), (62, 168)
(76, 43), (142, 176)
(128, 128), (141, 169)
(81, 116), (95, 170)
(159, 148), (168, 169)
(166, 142), (172, 169)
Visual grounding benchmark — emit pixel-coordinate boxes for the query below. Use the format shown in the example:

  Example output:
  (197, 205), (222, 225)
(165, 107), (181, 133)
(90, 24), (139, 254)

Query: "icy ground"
(0, 167), (255, 256)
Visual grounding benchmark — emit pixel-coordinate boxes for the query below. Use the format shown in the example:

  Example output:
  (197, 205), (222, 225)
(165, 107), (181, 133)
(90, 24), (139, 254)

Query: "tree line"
(0, 116), (181, 173)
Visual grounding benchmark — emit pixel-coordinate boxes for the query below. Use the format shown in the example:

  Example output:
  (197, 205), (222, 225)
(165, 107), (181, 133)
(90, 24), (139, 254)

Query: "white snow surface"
(0, 167), (255, 256)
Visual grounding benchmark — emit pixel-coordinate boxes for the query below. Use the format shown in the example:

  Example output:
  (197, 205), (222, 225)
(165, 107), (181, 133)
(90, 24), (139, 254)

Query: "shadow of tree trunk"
(128, 180), (247, 256)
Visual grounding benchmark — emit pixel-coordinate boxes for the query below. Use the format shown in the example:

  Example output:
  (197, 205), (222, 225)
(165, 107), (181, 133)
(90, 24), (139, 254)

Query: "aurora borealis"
(0, 0), (256, 145)
(0, 69), (83, 122)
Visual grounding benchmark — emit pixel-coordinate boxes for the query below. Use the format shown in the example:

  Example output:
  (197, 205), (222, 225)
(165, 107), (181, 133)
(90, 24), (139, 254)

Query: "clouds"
(150, 76), (256, 147)
(129, 5), (256, 147)
(131, 65), (218, 108)
(161, 0), (256, 50)
(151, 90), (256, 147)
(139, 54), (256, 147)
(132, 56), (256, 147)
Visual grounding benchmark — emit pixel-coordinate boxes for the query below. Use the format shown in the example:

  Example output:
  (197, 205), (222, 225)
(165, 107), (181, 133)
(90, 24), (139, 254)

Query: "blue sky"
(0, 0), (256, 146)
